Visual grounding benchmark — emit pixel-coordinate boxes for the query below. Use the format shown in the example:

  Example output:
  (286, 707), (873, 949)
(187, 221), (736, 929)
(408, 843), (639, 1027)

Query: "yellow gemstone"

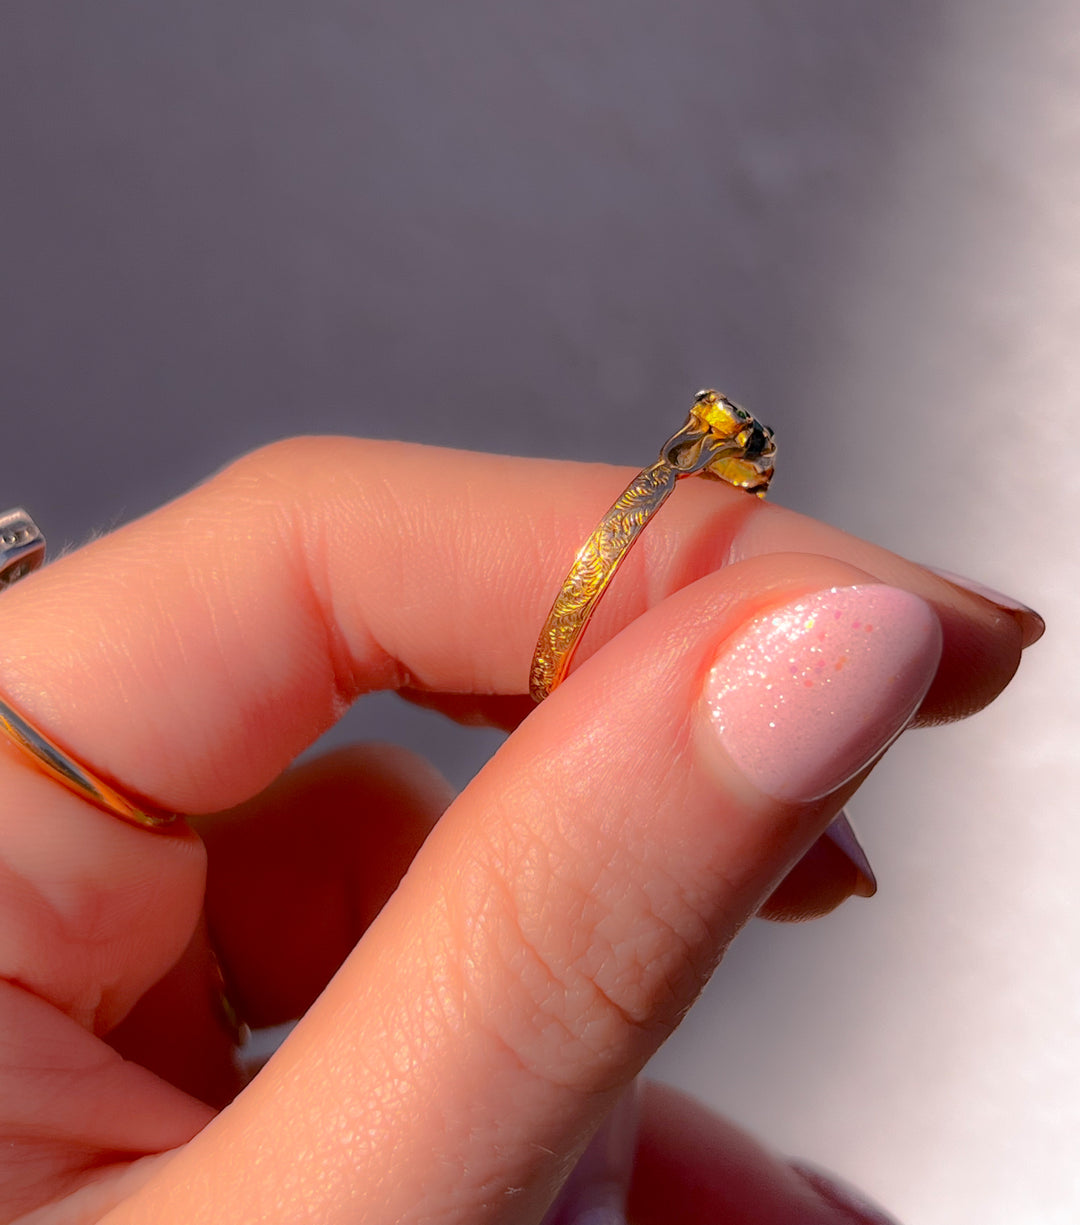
(690, 389), (750, 440)
(690, 389), (775, 496)
(705, 452), (774, 496)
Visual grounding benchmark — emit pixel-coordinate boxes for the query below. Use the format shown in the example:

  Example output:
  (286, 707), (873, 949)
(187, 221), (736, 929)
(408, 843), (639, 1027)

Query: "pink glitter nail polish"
(702, 586), (941, 803)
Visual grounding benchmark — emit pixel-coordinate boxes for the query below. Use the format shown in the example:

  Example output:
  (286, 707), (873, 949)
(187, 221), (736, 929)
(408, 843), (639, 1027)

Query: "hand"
(0, 439), (1035, 1223)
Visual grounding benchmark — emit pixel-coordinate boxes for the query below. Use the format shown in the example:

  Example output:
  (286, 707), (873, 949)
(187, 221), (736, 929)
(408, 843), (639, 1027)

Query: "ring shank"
(0, 697), (179, 829)
(529, 460), (678, 702)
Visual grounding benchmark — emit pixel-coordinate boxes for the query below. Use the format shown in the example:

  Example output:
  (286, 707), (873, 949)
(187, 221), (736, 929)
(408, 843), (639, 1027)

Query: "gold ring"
(529, 390), (776, 702)
(0, 508), (179, 831)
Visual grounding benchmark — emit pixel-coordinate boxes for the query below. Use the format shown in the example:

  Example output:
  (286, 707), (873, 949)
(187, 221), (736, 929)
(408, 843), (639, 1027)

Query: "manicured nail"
(702, 586), (942, 803)
(541, 1081), (640, 1225)
(790, 1160), (902, 1224)
(924, 565), (1045, 646)
(823, 809), (877, 897)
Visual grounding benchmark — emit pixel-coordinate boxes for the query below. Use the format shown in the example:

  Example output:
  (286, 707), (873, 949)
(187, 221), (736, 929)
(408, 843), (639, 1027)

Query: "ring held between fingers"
(98, 554), (940, 1225)
(0, 441), (1024, 1224)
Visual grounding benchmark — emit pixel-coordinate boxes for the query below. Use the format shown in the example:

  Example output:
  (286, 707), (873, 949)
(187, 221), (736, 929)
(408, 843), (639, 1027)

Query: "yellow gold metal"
(529, 390), (775, 702)
(0, 508), (180, 831)
(0, 697), (180, 829)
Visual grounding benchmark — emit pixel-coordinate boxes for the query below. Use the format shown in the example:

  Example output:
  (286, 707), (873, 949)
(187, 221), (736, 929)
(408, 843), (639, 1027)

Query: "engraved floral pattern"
(528, 462), (676, 700)
(529, 396), (776, 701)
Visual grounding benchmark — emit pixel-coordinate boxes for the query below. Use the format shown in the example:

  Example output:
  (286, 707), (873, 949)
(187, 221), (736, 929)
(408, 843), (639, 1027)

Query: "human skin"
(0, 439), (1038, 1224)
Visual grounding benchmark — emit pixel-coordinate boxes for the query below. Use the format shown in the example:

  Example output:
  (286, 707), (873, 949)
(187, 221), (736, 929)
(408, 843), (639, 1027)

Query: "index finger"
(0, 436), (1024, 817)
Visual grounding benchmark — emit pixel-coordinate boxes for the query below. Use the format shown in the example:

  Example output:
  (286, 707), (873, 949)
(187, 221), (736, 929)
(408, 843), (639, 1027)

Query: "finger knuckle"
(435, 807), (712, 1095)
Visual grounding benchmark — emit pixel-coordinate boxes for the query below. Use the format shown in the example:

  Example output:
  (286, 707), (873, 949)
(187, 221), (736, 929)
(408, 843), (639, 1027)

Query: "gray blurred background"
(2, 3), (1077, 1222)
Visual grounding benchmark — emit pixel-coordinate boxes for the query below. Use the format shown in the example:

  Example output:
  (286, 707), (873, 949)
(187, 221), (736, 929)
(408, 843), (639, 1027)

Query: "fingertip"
(822, 810), (877, 898)
(630, 1082), (886, 1225)
(790, 1161), (902, 1225)
(921, 565), (1045, 649)
(731, 508), (1028, 726)
(756, 833), (866, 922)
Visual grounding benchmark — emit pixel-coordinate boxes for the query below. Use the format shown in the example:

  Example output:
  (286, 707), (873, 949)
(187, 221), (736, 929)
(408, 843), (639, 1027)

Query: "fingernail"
(208, 942), (251, 1051)
(541, 1081), (640, 1225)
(702, 586), (942, 803)
(823, 809), (877, 898)
(790, 1160), (902, 1224)
(923, 565), (1045, 647)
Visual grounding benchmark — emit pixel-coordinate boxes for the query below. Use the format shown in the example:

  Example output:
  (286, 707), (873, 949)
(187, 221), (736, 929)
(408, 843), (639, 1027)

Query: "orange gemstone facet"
(690, 389), (750, 439)
(689, 389), (776, 496)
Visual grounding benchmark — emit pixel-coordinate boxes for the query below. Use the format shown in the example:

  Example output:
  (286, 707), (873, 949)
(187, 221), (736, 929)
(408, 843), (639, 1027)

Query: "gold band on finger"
(0, 697), (179, 829)
(529, 390), (776, 703)
(0, 508), (180, 831)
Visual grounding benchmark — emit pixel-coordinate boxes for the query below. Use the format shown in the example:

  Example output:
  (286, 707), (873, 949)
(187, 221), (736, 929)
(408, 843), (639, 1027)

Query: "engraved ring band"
(529, 389), (776, 703)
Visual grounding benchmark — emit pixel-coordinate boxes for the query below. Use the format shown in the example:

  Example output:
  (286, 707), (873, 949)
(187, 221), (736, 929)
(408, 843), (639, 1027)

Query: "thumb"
(103, 553), (941, 1225)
